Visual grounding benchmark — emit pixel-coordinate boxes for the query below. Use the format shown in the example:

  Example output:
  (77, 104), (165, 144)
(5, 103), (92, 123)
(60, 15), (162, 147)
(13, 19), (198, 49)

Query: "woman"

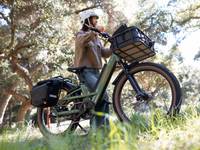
(74, 10), (112, 128)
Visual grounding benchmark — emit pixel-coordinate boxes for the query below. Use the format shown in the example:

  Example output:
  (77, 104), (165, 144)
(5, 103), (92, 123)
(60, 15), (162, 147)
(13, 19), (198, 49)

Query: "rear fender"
(63, 79), (76, 91)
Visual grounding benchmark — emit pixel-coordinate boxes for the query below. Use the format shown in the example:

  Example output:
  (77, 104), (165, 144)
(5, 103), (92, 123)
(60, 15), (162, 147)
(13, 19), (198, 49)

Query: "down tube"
(92, 54), (119, 104)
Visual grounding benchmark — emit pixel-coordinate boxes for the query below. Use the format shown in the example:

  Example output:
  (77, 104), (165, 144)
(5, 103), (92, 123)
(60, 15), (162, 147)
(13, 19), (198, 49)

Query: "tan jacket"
(74, 30), (112, 69)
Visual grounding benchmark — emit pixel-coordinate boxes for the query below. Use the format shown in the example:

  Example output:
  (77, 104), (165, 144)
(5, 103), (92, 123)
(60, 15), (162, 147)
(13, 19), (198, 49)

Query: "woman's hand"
(96, 25), (105, 32)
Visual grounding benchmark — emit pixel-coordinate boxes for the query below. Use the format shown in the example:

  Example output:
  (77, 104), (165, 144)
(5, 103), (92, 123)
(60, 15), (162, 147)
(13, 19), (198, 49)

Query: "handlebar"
(89, 27), (112, 42)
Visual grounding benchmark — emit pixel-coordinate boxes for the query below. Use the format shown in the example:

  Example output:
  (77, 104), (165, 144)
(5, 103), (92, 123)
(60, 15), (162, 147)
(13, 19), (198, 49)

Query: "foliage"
(0, 104), (200, 150)
(0, 0), (200, 128)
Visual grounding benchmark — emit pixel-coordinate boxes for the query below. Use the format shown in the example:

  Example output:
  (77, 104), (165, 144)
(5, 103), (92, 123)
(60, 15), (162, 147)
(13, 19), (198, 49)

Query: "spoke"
(120, 70), (174, 120)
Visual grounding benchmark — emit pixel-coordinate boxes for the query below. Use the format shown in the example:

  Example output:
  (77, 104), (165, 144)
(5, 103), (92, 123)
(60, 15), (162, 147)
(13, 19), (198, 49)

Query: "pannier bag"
(111, 24), (155, 63)
(31, 76), (64, 107)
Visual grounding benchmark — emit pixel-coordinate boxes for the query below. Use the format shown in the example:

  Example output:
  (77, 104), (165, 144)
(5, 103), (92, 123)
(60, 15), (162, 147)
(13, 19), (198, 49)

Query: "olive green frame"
(58, 54), (120, 115)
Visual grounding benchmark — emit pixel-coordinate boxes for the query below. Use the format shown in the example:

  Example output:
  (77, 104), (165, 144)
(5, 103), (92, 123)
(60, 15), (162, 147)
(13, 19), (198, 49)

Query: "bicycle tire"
(37, 87), (80, 138)
(113, 62), (182, 122)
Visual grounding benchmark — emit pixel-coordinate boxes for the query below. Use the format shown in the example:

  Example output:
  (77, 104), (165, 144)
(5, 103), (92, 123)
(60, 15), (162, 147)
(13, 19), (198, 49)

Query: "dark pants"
(77, 68), (110, 128)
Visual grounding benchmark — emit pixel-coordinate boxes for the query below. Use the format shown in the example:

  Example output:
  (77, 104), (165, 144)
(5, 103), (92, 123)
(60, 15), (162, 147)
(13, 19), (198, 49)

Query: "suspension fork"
(119, 60), (148, 100)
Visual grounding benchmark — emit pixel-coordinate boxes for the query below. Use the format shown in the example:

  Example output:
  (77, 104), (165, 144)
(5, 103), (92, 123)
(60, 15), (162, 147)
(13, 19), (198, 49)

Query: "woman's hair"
(82, 17), (93, 31)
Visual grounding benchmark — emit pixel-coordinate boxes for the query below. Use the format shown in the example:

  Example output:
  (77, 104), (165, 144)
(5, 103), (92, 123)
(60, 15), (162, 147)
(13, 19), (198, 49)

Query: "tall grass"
(0, 104), (200, 150)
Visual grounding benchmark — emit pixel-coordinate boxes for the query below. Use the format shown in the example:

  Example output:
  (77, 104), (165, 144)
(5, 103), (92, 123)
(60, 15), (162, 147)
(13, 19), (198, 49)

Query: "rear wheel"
(113, 62), (182, 122)
(37, 87), (92, 138)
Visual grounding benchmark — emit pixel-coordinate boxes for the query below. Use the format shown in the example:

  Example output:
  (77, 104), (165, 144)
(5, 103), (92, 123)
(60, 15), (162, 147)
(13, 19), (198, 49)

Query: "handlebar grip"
(89, 27), (112, 42)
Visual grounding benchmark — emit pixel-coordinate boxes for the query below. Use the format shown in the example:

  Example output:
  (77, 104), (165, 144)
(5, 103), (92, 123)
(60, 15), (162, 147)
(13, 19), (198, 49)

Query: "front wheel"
(113, 62), (182, 122)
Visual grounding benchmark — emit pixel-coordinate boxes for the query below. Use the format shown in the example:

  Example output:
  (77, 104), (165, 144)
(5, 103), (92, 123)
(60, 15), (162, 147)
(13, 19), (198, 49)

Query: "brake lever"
(100, 32), (110, 38)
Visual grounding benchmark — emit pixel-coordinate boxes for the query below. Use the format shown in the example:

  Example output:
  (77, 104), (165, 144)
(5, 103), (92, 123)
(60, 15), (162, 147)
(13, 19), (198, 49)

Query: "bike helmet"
(80, 10), (99, 26)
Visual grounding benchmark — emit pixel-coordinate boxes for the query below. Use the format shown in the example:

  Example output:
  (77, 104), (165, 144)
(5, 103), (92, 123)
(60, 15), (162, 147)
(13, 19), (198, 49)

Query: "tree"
(0, 0), (199, 127)
(0, 0), (118, 126)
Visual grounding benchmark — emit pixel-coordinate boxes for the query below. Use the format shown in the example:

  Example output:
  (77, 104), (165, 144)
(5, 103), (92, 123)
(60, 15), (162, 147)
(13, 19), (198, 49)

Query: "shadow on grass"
(0, 128), (109, 150)
(0, 136), (47, 150)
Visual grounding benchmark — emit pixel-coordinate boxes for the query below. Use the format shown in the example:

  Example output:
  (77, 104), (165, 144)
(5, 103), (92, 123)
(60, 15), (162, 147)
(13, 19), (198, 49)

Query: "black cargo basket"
(111, 25), (156, 62)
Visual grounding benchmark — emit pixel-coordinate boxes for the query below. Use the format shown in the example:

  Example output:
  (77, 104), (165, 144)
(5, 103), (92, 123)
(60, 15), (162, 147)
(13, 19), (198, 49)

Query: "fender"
(112, 62), (140, 85)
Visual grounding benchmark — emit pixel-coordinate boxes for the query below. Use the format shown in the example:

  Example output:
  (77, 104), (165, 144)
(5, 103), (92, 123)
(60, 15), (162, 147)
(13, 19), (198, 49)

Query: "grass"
(0, 104), (200, 150)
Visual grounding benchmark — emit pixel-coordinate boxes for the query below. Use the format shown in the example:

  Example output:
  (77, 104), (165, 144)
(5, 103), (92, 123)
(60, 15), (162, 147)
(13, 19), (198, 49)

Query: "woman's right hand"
(96, 25), (105, 32)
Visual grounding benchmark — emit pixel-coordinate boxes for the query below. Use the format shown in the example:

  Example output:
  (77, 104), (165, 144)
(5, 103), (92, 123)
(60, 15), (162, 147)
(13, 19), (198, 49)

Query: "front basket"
(111, 25), (155, 62)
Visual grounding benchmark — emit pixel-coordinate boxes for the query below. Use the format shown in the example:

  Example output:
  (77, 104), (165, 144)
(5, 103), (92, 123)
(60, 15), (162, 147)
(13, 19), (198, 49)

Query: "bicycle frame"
(62, 54), (119, 105)
(61, 52), (146, 110)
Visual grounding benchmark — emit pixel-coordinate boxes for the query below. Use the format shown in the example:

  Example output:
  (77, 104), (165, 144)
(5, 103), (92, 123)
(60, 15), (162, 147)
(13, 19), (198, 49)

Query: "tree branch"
(176, 16), (200, 26)
(11, 43), (34, 56)
(139, 12), (157, 27)
(10, 57), (33, 91)
(6, 90), (29, 102)
(6, 0), (15, 50)
(0, 11), (10, 24)
(1, 43), (34, 62)
(74, 5), (100, 14)
(15, 43), (34, 51)
(29, 63), (43, 76)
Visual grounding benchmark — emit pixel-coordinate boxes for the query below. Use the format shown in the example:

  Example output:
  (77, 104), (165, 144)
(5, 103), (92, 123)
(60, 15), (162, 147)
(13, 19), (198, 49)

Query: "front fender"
(112, 62), (139, 85)
(112, 70), (124, 85)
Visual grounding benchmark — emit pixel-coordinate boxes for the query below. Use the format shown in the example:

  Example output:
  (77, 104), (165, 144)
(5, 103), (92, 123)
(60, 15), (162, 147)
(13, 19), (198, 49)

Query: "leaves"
(0, 0), (200, 126)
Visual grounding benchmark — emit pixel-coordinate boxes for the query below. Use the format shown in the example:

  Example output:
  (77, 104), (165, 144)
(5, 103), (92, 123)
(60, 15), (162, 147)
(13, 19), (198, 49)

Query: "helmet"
(79, 10), (99, 25)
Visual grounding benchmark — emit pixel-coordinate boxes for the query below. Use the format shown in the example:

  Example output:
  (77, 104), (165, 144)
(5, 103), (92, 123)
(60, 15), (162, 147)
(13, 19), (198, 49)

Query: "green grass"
(1, 104), (200, 150)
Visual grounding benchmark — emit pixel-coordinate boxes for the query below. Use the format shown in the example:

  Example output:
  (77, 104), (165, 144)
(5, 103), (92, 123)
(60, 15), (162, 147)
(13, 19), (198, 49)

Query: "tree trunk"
(0, 82), (18, 127)
(17, 100), (32, 126)
(0, 94), (13, 127)
(8, 102), (12, 127)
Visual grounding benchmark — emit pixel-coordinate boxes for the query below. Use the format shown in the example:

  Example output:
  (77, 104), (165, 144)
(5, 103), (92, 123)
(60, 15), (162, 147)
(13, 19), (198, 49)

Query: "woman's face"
(90, 16), (98, 27)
